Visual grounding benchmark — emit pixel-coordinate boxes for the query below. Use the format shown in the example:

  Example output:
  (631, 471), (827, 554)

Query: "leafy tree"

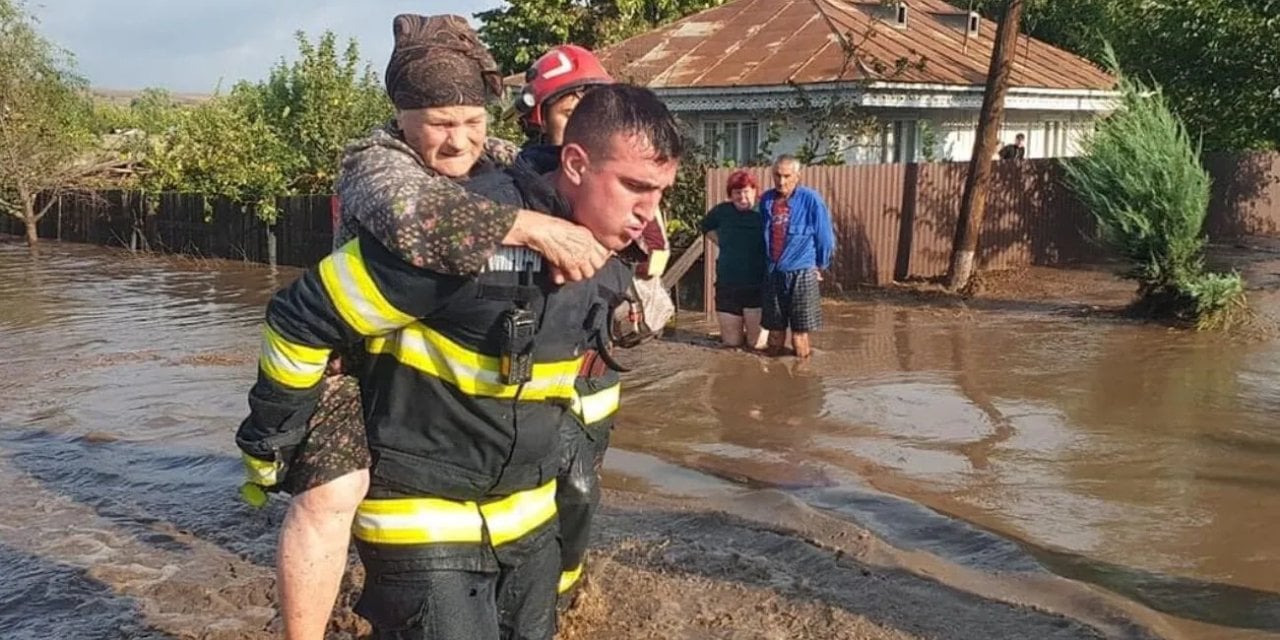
(663, 137), (718, 248)
(956, 0), (1279, 151)
(0, 0), (100, 247)
(488, 100), (530, 147)
(477, 0), (582, 73)
(138, 96), (294, 223)
(1114, 0), (1278, 152)
(125, 32), (392, 222)
(477, 0), (728, 73)
(958, 0), (1126, 64)
(235, 31), (392, 194)
(89, 88), (180, 133)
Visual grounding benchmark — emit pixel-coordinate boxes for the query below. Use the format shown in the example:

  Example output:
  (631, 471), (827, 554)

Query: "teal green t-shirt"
(700, 202), (767, 287)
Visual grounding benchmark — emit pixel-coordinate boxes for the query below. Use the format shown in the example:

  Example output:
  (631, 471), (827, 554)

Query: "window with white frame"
(702, 119), (761, 166)
(887, 120), (919, 163)
(830, 131), (884, 165)
(828, 120), (917, 165)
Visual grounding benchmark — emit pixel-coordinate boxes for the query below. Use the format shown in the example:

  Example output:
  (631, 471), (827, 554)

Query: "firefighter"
(261, 19), (621, 640)
(516, 44), (671, 280)
(514, 44), (669, 602)
(252, 24), (674, 638)
(237, 25), (685, 640)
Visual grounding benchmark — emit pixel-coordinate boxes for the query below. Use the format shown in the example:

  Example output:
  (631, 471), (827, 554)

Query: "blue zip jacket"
(760, 185), (835, 273)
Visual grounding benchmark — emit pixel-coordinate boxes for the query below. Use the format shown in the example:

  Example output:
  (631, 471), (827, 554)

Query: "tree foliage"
(958, 0), (1124, 64)
(1061, 47), (1246, 329)
(0, 0), (99, 246)
(956, 0), (1280, 151)
(477, 0), (728, 73)
(235, 32), (392, 193)
(1114, 0), (1279, 152)
(103, 31), (393, 222)
(138, 96), (296, 223)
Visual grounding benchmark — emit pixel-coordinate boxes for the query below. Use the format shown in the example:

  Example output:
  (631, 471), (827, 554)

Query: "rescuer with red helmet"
(513, 44), (675, 606)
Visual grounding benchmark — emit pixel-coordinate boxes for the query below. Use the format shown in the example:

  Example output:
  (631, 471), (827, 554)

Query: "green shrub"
(1062, 45), (1246, 329)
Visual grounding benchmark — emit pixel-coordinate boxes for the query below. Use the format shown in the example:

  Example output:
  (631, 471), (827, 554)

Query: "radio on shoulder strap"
(499, 263), (539, 385)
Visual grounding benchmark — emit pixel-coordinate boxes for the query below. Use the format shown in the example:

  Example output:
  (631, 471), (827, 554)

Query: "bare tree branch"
(33, 193), (57, 221)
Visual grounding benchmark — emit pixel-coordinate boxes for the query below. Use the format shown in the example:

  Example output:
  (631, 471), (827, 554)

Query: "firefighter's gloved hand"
(239, 451), (289, 508)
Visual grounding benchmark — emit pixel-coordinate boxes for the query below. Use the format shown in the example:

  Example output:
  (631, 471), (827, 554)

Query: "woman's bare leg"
(277, 469), (369, 640)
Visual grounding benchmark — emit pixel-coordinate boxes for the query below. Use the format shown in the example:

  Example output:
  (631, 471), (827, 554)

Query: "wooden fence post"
(266, 224), (278, 267)
(703, 235), (718, 322)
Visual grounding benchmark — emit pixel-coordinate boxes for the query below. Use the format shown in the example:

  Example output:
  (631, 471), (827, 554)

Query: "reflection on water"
(3, 241), (1280, 638)
(620, 306), (1280, 638)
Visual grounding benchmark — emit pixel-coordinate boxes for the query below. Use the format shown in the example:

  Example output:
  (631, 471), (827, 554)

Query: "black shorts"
(762, 269), (822, 332)
(714, 283), (763, 316)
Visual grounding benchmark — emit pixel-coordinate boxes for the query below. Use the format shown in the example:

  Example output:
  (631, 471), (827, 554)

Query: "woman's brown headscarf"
(384, 14), (502, 110)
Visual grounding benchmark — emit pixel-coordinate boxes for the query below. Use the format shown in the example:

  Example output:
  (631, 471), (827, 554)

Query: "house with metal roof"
(588, 0), (1117, 165)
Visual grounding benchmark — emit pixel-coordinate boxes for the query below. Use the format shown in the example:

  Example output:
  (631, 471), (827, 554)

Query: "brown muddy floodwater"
(1, 240), (1279, 640)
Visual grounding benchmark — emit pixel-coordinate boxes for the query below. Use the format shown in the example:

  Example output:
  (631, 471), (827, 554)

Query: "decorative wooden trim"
(655, 83), (1119, 114)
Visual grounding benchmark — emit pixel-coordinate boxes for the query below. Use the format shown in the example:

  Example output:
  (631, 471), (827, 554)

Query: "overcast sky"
(29, 0), (504, 93)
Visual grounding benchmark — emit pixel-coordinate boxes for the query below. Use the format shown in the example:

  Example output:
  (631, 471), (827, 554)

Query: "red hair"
(725, 170), (759, 197)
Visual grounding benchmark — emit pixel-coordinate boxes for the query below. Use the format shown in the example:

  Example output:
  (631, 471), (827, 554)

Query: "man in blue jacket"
(759, 154), (835, 359)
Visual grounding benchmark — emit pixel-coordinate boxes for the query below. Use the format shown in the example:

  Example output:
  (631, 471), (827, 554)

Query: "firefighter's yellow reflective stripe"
(558, 564), (584, 594)
(258, 324), (330, 388)
(353, 496), (485, 544)
(319, 240), (415, 336)
(352, 481), (557, 546)
(239, 482), (269, 508)
(571, 382), (621, 425)
(479, 480), (558, 546)
(367, 322), (581, 400)
(241, 453), (280, 487)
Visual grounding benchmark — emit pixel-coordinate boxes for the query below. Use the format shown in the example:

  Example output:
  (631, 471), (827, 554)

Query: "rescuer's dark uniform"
(237, 155), (632, 640)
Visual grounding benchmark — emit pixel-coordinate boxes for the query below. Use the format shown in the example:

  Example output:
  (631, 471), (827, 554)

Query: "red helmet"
(516, 44), (613, 128)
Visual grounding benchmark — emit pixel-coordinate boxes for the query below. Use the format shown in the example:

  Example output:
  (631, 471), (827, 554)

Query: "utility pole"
(946, 0), (1025, 291)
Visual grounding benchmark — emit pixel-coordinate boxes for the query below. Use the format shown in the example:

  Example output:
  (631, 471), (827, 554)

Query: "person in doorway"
(700, 169), (768, 349)
(760, 155), (835, 359)
(998, 133), (1026, 160)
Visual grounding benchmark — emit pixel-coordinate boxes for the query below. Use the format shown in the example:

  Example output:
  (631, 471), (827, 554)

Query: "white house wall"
(930, 111), (1097, 162)
(678, 107), (1099, 166)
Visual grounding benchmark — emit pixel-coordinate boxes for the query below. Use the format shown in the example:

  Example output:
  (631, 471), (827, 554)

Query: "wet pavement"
(2, 239), (1278, 639)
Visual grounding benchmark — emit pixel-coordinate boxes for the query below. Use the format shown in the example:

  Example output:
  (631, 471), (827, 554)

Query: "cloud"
(30, 0), (503, 93)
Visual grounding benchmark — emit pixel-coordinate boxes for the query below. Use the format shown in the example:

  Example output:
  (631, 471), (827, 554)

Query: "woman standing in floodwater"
(701, 170), (769, 349)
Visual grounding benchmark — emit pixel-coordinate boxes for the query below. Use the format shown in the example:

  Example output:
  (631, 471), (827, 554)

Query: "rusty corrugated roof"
(589, 0), (1113, 91)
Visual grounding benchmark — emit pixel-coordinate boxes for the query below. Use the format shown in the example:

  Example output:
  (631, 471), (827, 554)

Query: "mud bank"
(847, 238), (1280, 330)
(311, 488), (1171, 640)
(560, 490), (1176, 640)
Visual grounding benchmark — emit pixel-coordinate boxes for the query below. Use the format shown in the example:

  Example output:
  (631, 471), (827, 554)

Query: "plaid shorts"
(762, 268), (822, 332)
(280, 373), (371, 495)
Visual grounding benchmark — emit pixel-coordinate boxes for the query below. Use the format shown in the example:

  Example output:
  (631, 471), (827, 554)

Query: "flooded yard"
(2, 239), (1278, 639)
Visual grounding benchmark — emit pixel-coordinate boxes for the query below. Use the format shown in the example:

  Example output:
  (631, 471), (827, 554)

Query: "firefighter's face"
(397, 106), (487, 178)
(561, 132), (678, 251)
(541, 92), (582, 146)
